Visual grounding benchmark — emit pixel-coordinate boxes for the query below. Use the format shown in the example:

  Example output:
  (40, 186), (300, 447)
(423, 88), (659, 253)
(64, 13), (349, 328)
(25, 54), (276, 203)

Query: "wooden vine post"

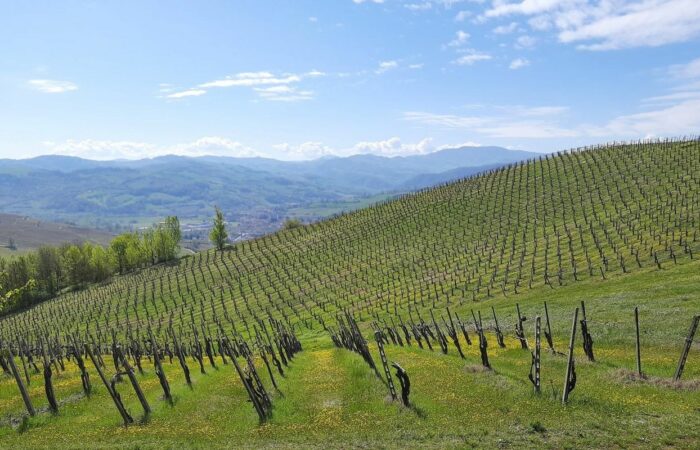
(543, 302), (557, 354)
(562, 308), (579, 404)
(491, 307), (506, 348)
(529, 316), (541, 394)
(674, 315), (700, 381)
(634, 307), (642, 377)
(115, 346), (151, 416)
(580, 301), (595, 362)
(5, 347), (35, 417)
(84, 343), (133, 426)
(515, 303), (528, 350)
(375, 330), (397, 401)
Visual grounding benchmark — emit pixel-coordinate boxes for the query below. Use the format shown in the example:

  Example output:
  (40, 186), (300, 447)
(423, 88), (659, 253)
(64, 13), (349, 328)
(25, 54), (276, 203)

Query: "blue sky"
(1, 0), (699, 160)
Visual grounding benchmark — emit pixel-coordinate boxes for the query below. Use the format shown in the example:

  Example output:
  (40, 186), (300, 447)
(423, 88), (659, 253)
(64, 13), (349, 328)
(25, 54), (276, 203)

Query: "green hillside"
(1, 139), (699, 448)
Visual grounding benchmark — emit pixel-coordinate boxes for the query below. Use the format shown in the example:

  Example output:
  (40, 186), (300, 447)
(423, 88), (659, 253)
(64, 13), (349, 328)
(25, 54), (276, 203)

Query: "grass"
(1, 259), (699, 448)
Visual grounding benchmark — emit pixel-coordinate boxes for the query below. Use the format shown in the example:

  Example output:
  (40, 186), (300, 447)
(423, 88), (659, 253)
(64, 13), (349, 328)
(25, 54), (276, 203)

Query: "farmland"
(1, 139), (699, 448)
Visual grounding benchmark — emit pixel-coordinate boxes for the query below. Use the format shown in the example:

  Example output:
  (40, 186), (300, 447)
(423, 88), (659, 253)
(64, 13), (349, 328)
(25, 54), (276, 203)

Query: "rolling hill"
(0, 146), (535, 234)
(1, 139), (699, 448)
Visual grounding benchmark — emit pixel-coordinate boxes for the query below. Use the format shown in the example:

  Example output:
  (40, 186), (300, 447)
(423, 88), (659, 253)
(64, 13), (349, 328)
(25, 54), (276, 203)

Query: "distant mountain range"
(0, 146), (538, 235)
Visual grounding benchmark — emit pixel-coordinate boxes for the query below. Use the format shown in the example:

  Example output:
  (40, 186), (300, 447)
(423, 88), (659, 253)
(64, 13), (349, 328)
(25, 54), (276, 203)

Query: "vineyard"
(1, 139), (699, 448)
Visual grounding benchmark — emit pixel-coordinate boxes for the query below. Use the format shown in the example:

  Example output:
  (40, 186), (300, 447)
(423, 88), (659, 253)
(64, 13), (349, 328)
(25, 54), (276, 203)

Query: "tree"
(7, 238), (16, 250)
(209, 206), (228, 251)
(282, 218), (303, 230)
(110, 234), (130, 274)
(35, 246), (61, 295)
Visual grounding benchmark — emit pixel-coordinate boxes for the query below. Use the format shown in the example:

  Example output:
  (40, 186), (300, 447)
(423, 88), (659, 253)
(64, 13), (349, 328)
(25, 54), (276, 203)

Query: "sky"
(1, 0), (699, 161)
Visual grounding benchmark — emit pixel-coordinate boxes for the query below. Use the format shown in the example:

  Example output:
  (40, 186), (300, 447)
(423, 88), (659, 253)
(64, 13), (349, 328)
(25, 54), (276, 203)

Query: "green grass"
(1, 260), (699, 448)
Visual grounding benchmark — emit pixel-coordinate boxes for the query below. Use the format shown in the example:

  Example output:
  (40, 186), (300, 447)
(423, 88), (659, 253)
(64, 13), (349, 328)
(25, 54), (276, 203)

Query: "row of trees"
(0, 216), (181, 315)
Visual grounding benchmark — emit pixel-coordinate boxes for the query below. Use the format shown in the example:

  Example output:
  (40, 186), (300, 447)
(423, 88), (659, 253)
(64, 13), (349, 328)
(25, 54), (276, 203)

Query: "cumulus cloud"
(453, 50), (492, 65)
(404, 108), (579, 138)
(199, 72), (301, 88)
(162, 70), (324, 102)
(448, 30), (471, 47)
(40, 136), (485, 161)
(482, 0), (700, 50)
(272, 138), (450, 159)
(166, 89), (207, 99)
(404, 2), (433, 10)
(404, 55), (700, 140)
(515, 34), (537, 49)
(42, 137), (259, 160)
(509, 57), (530, 69)
(27, 79), (78, 94)
(254, 85), (315, 102)
(493, 22), (519, 34)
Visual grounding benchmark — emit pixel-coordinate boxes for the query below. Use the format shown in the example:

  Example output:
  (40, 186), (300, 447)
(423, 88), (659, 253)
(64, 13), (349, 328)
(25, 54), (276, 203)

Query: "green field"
(1, 140), (699, 448)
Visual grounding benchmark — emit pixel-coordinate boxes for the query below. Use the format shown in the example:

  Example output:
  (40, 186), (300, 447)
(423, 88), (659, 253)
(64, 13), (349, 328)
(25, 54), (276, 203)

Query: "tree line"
(0, 216), (181, 315)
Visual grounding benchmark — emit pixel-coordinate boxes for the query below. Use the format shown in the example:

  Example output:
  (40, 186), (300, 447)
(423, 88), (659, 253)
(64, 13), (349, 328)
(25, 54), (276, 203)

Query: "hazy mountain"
(0, 146), (537, 233)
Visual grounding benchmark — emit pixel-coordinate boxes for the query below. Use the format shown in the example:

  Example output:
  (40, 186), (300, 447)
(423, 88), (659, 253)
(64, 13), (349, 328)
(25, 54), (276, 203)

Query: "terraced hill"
(1, 139), (699, 448)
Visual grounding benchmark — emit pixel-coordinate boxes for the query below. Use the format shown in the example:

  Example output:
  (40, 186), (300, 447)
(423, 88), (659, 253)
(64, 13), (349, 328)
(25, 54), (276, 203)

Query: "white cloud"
(305, 70), (327, 77)
(273, 137), (466, 159)
(484, 0), (569, 18)
(404, 55), (700, 140)
(448, 30), (471, 47)
(590, 98), (700, 136)
(409, 63), (425, 69)
(668, 57), (700, 80)
(254, 85), (314, 102)
(166, 89), (207, 99)
(560, 0), (700, 50)
(515, 34), (537, 48)
(403, 105), (579, 139)
(199, 72), (301, 88)
(493, 21), (519, 34)
(483, 0), (700, 50)
(42, 136), (484, 161)
(272, 142), (335, 159)
(404, 2), (433, 10)
(509, 57), (530, 69)
(27, 79), (78, 94)
(453, 50), (492, 65)
(437, 141), (482, 149)
(353, 0), (385, 3)
(160, 70), (323, 102)
(353, 137), (434, 156)
(42, 137), (259, 160)
(455, 10), (472, 21)
(376, 60), (399, 74)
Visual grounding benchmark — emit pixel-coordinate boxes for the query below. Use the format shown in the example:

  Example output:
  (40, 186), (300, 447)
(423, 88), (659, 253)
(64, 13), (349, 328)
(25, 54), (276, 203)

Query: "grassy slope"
(1, 260), (699, 449)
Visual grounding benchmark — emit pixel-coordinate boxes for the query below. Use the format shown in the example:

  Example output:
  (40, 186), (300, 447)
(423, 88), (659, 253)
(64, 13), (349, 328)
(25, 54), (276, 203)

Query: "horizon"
(2, 142), (539, 162)
(2, 1), (699, 161)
